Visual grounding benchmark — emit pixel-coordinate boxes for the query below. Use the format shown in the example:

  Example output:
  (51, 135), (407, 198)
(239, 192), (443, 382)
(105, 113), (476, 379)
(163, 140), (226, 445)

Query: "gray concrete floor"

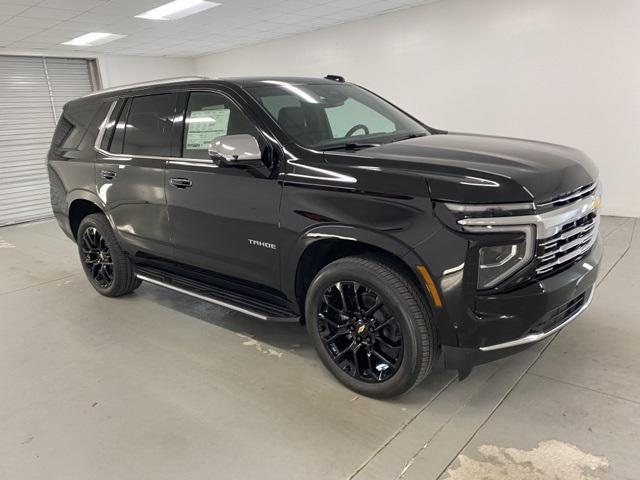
(0, 216), (638, 480)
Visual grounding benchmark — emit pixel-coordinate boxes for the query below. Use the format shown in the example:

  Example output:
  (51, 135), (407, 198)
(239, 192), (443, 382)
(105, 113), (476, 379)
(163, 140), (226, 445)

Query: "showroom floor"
(0, 216), (638, 480)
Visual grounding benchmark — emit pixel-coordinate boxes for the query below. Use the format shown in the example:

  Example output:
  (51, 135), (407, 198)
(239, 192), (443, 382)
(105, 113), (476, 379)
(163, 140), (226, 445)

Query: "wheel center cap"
(357, 323), (366, 334)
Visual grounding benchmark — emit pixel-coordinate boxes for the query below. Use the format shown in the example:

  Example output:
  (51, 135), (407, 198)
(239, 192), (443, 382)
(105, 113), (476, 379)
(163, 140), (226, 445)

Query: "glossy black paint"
(348, 133), (599, 205)
(47, 77), (601, 374)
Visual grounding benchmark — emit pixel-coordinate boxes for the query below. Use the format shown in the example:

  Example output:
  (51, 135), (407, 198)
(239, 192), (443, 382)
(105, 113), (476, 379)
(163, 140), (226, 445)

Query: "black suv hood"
(353, 133), (598, 204)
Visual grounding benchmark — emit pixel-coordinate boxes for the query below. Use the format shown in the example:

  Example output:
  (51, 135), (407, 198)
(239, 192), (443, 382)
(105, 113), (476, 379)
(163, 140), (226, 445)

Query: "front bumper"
(440, 236), (602, 372)
(478, 286), (594, 352)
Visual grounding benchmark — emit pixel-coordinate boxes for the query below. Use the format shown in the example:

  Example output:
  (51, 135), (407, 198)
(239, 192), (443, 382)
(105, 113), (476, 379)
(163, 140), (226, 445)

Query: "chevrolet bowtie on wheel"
(48, 75), (602, 397)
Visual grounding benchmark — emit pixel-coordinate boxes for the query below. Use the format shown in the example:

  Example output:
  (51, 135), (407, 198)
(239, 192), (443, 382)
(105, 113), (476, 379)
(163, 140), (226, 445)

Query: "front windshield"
(245, 82), (427, 149)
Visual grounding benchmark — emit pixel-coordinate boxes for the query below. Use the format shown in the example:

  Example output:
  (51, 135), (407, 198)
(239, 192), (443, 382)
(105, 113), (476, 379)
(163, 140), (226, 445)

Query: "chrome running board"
(136, 269), (300, 323)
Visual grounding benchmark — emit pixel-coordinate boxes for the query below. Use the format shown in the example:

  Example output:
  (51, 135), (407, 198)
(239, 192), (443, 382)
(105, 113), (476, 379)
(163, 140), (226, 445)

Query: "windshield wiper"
(392, 132), (427, 143)
(321, 142), (380, 151)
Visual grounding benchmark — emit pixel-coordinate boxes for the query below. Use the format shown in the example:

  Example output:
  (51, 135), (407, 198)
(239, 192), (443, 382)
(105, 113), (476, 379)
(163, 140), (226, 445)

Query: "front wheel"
(305, 255), (435, 398)
(77, 213), (141, 297)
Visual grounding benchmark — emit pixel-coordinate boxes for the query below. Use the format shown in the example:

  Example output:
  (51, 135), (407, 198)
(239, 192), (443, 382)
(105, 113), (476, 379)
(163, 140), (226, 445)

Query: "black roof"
(73, 75), (346, 106)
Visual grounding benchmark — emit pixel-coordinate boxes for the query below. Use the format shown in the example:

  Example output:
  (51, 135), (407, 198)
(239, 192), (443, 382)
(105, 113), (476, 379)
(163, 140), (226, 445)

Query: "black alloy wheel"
(318, 281), (403, 383)
(305, 255), (435, 398)
(77, 213), (140, 297)
(81, 226), (114, 289)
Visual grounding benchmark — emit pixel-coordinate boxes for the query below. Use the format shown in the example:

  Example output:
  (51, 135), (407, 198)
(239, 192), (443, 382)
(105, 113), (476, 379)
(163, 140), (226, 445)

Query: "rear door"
(165, 90), (282, 289)
(95, 92), (178, 257)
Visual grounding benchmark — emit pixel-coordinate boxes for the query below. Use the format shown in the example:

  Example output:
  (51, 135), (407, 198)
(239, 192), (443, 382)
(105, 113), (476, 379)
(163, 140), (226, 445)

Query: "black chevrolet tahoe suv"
(48, 75), (602, 398)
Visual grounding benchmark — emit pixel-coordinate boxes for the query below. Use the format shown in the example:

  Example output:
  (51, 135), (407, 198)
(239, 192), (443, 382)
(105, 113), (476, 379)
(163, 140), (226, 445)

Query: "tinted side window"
(182, 91), (258, 160)
(51, 116), (74, 149)
(78, 102), (110, 151)
(109, 98), (130, 154)
(123, 93), (178, 156)
(99, 99), (125, 151)
(52, 102), (107, 151)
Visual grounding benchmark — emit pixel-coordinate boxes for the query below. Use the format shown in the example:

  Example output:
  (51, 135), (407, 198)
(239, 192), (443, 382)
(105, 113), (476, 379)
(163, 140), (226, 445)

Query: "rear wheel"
(305, 255), (435, 398)
(77, 213), (140, 297)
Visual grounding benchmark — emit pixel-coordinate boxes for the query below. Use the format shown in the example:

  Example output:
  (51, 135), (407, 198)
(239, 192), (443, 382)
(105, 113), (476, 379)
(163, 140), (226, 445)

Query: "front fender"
(283, 223), (431, 305)
(283, 222), (464, 347)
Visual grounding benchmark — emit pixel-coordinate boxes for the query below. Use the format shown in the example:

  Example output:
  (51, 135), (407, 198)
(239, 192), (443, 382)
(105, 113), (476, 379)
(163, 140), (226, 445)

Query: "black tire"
(77, 213), (141, 297)
(305, 254), (435, 398)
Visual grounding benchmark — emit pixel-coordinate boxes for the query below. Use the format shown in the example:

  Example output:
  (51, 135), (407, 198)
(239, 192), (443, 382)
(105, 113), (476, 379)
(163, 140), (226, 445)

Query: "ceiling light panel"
(61, 32), (126, 46)
(135, 0), (221, 21)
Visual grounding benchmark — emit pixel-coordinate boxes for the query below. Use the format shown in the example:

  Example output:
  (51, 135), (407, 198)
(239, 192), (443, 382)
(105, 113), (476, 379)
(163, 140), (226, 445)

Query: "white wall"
(195, 0), (640, 217)
(97, 54), (196, 88)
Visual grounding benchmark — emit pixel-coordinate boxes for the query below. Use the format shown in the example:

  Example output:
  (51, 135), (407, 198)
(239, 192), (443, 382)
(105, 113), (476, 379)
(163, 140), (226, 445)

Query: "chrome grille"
(537, 183), (596, 208)
(535, 212), (599, 276)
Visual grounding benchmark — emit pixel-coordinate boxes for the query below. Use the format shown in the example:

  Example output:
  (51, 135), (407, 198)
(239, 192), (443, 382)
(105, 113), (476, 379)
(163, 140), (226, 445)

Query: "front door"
(95, 93), (178, 257)
(166, 91), (282, 289)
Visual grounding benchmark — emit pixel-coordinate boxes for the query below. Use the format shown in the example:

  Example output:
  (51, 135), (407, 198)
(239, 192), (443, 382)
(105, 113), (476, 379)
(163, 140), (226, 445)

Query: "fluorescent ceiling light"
(135, 0), (220, 21)
(62, 32), (126, 46)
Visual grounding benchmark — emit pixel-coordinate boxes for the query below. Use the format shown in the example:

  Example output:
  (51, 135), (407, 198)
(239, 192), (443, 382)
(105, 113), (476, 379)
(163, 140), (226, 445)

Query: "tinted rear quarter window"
(99, 99), (125, 151)
(51, 116), (74, 149)
(52, 101), (106, 150)
(109, 99), (130, 154)
(122, 93), (178, 156)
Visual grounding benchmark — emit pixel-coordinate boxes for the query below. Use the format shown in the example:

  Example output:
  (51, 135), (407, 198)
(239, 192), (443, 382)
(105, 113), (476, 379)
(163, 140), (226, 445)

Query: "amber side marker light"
(416, 265), (443, 308)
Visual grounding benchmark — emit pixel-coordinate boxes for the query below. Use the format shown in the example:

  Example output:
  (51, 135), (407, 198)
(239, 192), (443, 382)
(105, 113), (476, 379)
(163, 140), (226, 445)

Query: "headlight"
(440, 202), (536, 289)
(464, 224), (535, 289)
(477, 231), (533, 288)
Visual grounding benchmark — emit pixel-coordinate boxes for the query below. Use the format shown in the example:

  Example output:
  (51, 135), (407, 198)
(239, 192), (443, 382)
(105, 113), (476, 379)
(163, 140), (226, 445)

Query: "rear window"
(122, 93), (178, 157)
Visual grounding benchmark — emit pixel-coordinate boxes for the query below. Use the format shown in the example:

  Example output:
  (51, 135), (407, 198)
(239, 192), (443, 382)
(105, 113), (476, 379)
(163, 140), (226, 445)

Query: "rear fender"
(64, 189), (115, 239)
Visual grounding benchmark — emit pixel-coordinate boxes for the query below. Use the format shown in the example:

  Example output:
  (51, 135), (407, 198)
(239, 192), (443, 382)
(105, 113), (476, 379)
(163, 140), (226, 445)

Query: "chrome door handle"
(169, 177), (193, 189)
(100, 169), (116, 180)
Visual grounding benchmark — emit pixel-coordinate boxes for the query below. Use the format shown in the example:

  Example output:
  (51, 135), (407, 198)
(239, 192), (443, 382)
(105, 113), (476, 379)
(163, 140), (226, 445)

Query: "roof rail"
(82, 76), (211, 98)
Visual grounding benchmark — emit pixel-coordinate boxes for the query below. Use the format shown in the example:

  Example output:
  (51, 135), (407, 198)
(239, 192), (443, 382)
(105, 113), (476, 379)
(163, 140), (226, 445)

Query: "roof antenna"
(324, 74), (345, 83)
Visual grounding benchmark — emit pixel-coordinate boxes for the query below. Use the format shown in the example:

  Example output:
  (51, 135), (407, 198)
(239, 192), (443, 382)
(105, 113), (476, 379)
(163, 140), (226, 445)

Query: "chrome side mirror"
(208, 134), (262, 166)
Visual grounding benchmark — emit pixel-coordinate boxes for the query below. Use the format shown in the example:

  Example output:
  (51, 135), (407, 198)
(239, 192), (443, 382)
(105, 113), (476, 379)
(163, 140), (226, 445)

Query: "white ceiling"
(0, 0), (437, 58)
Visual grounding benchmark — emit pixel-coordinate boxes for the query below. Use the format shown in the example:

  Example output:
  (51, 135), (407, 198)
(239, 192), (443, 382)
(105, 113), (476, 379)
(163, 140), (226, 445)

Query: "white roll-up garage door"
(0, 55), (96, 226)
